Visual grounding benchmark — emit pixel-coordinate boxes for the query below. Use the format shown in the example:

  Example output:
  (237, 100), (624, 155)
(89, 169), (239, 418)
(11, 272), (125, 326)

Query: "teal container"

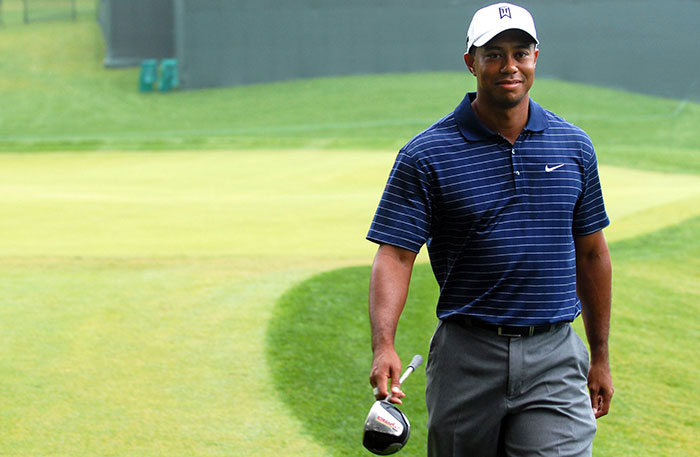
(158, 59), (179, 92)
(139, 59), (158, 92)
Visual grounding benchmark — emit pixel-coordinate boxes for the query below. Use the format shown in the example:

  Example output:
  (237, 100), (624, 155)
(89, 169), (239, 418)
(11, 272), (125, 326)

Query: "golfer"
(367, 3), (613, 456)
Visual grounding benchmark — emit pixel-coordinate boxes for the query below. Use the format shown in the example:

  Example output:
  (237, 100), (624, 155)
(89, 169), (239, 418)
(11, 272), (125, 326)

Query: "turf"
(1, 149), (697, 456)
(0, 256), (332, 456)
(267, 217), (700, 457)
(0, 152), (697, 258)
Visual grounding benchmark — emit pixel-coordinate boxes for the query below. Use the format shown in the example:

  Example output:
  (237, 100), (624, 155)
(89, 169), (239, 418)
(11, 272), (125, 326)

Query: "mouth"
(496, 80), (522, 89)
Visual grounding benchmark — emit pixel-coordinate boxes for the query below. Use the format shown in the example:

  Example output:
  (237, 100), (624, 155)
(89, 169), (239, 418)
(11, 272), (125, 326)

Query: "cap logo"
(499, 6), (511, 19)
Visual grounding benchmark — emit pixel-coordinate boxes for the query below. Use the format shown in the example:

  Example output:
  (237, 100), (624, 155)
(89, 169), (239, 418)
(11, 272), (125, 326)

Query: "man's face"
(465, 30), (538, 109)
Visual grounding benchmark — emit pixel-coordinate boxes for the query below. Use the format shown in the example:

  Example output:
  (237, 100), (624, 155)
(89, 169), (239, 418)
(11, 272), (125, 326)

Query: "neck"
(471, 95), (530, 145)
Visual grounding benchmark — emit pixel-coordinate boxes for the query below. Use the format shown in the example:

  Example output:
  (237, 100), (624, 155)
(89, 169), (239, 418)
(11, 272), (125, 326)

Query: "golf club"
(363, 354), (424, 455)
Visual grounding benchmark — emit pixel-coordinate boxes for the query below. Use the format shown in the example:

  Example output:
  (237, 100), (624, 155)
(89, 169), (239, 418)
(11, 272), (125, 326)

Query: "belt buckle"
(497, 326), (525, 338)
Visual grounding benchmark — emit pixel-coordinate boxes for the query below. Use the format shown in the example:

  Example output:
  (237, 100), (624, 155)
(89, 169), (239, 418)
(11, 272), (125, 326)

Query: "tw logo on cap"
(499, 6), (511, 19)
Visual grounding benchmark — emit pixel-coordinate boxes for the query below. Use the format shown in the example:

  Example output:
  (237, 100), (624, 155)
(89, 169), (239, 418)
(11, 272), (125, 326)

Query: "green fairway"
(0, 256), (332, 456)
(1, 150), (698, 456)
(0, 152), (698, 258)
(1, 7), (699, 457)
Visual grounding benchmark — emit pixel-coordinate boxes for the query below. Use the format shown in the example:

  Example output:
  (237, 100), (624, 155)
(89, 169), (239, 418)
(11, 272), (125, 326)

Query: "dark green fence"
(99, 0), (174, 67)
(99, 0), (700, 101)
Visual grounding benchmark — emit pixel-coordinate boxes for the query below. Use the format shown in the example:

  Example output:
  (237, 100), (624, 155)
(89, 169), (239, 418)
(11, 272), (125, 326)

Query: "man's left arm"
(574, 230), (614, 419)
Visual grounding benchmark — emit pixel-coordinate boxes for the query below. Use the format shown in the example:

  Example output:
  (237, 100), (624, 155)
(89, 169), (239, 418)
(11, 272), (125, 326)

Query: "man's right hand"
(369, 347), (405, 404)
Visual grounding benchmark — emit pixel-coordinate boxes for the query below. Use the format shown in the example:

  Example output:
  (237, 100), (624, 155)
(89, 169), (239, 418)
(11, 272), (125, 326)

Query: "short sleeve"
(366, 149), (432, 253)
(572, 142), (610, 236)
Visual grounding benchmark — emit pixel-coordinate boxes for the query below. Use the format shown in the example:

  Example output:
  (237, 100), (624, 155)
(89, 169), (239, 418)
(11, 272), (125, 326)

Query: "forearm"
(575, 230), (614, 417)
(369, 244), (416, 352)
(368, 244), (417, 402)
(578, 253), (611, 361)
(575, 232), (612, 361)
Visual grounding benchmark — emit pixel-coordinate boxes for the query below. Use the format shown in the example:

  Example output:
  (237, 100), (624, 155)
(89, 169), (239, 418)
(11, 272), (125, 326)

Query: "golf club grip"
(399, 354), (424, 384)
(409, 354), (424, 370)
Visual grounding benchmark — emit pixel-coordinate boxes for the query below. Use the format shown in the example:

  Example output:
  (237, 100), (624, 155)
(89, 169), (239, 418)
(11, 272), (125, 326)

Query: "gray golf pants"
(426, 319), (597, 457)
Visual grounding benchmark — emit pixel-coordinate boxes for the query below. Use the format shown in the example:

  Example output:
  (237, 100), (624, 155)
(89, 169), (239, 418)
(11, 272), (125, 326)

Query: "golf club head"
(362, 400), (410, 455)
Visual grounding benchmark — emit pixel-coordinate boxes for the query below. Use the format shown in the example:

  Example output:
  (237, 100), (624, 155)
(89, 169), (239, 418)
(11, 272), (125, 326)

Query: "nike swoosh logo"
(545, 164), (565, 172)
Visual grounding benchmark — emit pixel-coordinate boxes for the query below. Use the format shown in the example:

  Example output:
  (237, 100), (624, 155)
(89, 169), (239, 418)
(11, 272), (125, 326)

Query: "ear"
(533, 48), (539, 68)
(464, 52), (476, 76)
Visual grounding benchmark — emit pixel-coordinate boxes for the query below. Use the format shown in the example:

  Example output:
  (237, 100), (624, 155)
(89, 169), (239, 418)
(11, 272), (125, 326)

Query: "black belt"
(458, 316), (562, 337)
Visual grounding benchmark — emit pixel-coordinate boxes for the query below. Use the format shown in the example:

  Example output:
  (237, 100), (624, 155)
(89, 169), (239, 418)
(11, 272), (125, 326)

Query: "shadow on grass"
(267, 217), (700, 457)
(266, 264), (438, 457)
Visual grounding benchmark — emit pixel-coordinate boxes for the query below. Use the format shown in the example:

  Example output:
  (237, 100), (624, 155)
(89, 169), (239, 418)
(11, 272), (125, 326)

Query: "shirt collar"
(454, 92), (549, 141)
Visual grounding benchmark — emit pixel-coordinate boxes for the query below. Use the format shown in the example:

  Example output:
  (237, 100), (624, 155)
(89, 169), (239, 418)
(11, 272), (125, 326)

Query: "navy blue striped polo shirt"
(367, 92), (609, 325)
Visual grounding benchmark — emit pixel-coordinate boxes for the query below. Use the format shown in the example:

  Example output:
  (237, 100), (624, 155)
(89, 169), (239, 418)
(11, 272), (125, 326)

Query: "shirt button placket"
(511, 147), (522, 190)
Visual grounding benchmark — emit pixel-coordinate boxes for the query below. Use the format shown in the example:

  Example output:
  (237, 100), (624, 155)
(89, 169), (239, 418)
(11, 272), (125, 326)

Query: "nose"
(501, 55), (517, 74)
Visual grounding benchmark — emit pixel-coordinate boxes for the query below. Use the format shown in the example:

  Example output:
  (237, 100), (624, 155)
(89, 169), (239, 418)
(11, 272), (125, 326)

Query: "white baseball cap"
(466, 3), (538, 50)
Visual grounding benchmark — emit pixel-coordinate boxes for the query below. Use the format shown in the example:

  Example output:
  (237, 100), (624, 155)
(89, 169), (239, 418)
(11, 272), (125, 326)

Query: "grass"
(267, 217), (700, 457)
(0, 150), (393, 258)
(0, 152), (698, 258)
(0, 256), (332, 456)
(0, 13), (698, 175)
(0, 149), (697, 456)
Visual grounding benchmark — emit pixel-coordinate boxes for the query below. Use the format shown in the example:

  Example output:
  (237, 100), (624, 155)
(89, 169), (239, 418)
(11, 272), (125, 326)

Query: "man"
(366, 3), (613, 456)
